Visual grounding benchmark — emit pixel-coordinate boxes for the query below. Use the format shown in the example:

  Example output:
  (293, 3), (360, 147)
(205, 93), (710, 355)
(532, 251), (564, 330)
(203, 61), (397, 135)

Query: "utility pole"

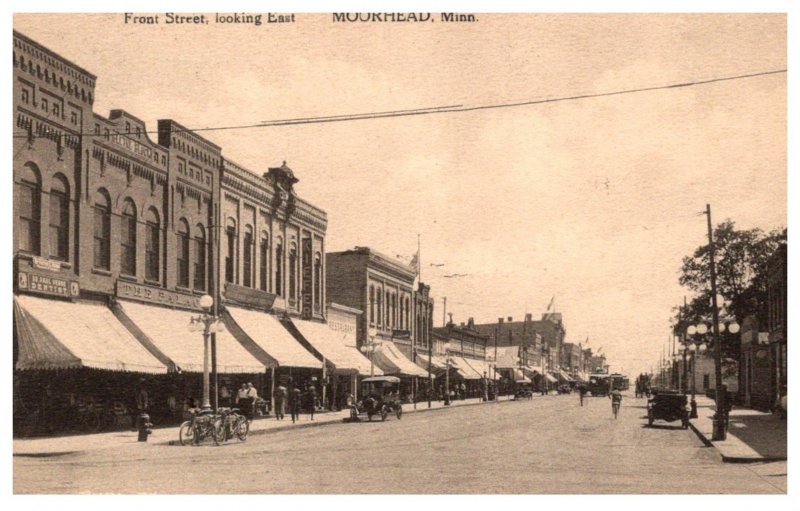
(705, 204), (726, 441)
(442, 297), (447, 327)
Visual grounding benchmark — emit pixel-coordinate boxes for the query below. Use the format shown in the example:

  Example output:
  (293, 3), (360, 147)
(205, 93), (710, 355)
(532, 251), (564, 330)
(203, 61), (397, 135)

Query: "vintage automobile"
(348, 376), (404, 422)
(647, 389), (690, 429)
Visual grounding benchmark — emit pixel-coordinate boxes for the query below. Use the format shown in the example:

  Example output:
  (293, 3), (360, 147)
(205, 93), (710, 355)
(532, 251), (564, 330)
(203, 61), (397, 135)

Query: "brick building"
(12, 31), (348, 433)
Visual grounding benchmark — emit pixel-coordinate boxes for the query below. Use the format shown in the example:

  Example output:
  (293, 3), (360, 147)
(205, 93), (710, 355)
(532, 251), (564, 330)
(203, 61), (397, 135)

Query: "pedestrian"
(219, 382), (231, 407)
(235, 383), (248, 405)
(273, 384), (287, 420)
(609, 388), (622, 418)
(289, 385), (302, 424)
(304, 384), (317, 420)
(246, 382), (259, 417)
(136, 378), (149, 413)
(579, 384), (587, 407)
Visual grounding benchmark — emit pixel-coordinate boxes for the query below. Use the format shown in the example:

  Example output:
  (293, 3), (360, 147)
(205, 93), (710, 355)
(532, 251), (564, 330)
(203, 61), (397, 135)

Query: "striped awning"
(372, 341), (429, 378)
(287, 318), (378, 376)
(14, 295), (167, 373)
(116, 300), (265, 374)
(224, 306), (320, 369)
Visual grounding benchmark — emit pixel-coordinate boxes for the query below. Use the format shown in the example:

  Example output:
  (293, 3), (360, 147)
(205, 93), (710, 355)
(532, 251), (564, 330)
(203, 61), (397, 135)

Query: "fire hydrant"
(136, 413), (153, 442)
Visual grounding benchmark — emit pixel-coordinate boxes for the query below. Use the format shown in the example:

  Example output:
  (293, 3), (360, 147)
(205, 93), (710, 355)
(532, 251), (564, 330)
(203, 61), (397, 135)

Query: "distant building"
(767, 244), (787, 409)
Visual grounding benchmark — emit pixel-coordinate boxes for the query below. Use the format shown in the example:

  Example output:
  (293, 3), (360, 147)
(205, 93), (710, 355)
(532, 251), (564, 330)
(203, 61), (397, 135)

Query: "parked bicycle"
(179, 409), (224, 446)
(218, 407), (249, 442)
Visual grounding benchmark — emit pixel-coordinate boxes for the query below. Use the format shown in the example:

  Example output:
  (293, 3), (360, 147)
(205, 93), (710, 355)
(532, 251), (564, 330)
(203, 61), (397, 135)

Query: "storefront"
(13, 293), (170, 436)
(286, 317), (377, 409)
(223, 305), (322, 410)
(372, 340), (429, 402)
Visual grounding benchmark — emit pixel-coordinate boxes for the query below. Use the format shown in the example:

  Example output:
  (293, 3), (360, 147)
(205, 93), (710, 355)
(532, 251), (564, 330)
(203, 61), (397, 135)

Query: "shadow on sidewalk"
(726, 412), (787, 459)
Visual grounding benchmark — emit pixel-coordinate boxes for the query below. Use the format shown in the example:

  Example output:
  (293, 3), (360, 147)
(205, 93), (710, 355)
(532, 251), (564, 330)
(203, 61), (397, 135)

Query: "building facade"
(13, 31), (334, 433)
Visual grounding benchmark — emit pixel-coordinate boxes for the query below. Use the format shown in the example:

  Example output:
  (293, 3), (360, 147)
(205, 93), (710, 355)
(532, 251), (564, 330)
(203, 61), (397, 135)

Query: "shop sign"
(32, 256), (63, 272)
(18, 271), (79, 298)
(224, 283), (276, 309)
(109, 132), (154, 160)
(116, 280), (200, 309)
(301, 237), (313, 319)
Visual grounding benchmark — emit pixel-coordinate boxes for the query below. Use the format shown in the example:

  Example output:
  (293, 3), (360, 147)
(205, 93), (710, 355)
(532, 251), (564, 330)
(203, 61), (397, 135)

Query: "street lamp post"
(444, 349), (453, 405)
(359, 333), (381, 378)
(187, 294), (225, 411)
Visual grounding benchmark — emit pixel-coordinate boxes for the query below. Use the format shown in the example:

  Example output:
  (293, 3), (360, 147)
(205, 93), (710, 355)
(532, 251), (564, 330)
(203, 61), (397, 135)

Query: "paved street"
(14, 393), (786, 494)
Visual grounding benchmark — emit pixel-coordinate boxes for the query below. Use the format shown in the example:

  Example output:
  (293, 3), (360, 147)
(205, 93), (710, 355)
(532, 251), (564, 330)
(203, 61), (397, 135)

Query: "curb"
(687, 420), (786, 463)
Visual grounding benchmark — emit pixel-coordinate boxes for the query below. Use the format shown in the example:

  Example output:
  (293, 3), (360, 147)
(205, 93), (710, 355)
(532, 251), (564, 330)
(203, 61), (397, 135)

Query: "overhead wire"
(12, 68), (785, 139)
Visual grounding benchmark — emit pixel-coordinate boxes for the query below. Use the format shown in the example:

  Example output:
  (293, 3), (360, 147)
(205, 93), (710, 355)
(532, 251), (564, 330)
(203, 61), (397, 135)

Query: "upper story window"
(314, 252), (322, 308)
(93, 189), (111, 270)
(48, 174), (70, 261)
(120, 199), (137, 276)
(377, 289), (383, 326)
(259, 232), (270, 292)
(242, 225), (254, 288)
(144, 207), (161, 281)
(17, 163), (41, 255)
(274, 237), (283, 296)
(193, 224), (207, 291)
(224, 218), (237, 284)
(369, 285), (375, 325)
(176, 219), (190, 287)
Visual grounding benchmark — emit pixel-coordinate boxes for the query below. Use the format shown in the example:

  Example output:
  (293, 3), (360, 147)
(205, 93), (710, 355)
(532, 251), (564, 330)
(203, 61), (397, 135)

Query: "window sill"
(118, 274), (138, 282)
(144, 279), (161, 287)
(91, 268), (112, 277)
(175, 285), (191, 293)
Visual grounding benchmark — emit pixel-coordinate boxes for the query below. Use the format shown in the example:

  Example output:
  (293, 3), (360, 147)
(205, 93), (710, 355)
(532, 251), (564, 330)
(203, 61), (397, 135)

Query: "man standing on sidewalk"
(273, 385), (287, 420)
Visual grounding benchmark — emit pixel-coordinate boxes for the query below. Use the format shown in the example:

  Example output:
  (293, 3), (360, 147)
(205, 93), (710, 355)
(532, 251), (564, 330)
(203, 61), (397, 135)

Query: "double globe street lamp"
(188, 294), (226, 411)
(684, 317), (739, 423)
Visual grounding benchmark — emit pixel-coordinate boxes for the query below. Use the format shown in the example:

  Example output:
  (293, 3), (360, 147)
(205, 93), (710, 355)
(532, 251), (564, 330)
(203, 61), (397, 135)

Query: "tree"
(678, 220), (786, 324)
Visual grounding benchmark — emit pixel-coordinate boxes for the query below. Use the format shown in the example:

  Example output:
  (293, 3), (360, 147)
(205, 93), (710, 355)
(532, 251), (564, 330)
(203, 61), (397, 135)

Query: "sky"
(11, 12), (787, 377)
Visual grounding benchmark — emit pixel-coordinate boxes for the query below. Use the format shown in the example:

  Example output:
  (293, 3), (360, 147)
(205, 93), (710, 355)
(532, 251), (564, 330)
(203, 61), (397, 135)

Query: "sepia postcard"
(8, 5), (791, 502)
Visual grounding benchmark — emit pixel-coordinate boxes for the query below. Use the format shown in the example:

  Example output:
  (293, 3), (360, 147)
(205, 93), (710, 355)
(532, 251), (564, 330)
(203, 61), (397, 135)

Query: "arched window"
(274, 237), (283, 296)
(93, 189), (111, 270)
(242, 225), (253, 288)
(120, 199), (137, 276)
(224, 218), (237, 284)
(369, 285), (375, 325)
(376, 288), (383, 326)
(193, 224), (206, 291)
(259, 231), (269, 292)
(17, 163), (41, 255)
(144, 207), (160, 281)
(288, 243), (297, 301)
(405, 297), (411, 331)
(314, 252), (322, 310)
(399, 295), (404, 330)
(385, 290), (390, 329)
(49, 174), (69, 261)
(176, 218), (190, 287)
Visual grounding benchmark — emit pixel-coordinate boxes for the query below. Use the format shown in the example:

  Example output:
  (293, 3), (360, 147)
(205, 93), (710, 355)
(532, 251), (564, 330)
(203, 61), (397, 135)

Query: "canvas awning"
(558, 369), (576, 382)
(224, 306), (320, 369)
(513, 368), (531, 383)
(287, 318), (378, 376)
(449, 356), (482, 380)
(463, 357), (500, 380)
(414, 353), (447, 374)
(493, 346), (520, 369)
(372, 341), (429, 378)
(116, 300), (265, 374)
(14, 295), (167, 373)
(545, 372), (558, 383)
(522, 365), (543, 376)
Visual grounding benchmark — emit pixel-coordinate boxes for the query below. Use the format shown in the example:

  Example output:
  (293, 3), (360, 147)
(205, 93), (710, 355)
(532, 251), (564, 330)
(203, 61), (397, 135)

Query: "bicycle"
(179, 409), (224, 446)
(218, 407), (249, 442)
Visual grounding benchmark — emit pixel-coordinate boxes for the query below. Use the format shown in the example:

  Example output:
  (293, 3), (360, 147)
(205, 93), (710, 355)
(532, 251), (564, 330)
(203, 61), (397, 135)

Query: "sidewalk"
(688, 395), (787, 463)
(13, 393), (526, 457)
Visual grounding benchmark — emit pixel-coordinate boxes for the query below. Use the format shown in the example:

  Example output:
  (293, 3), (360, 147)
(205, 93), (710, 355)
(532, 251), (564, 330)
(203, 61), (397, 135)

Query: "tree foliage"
(677, 220), (786, 326)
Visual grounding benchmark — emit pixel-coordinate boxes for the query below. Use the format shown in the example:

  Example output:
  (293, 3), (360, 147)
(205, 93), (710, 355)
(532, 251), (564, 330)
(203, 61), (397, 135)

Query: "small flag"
(409, 251), (419, 274)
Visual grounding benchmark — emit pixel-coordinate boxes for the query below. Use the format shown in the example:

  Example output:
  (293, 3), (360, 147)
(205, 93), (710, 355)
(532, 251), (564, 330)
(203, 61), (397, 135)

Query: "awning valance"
(224, 306), (320, 369)
(116, 300), (265, 374)
(372, 341), (430, 378)
(14, 295), (167, 374)
(287, 318), (378, 376)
